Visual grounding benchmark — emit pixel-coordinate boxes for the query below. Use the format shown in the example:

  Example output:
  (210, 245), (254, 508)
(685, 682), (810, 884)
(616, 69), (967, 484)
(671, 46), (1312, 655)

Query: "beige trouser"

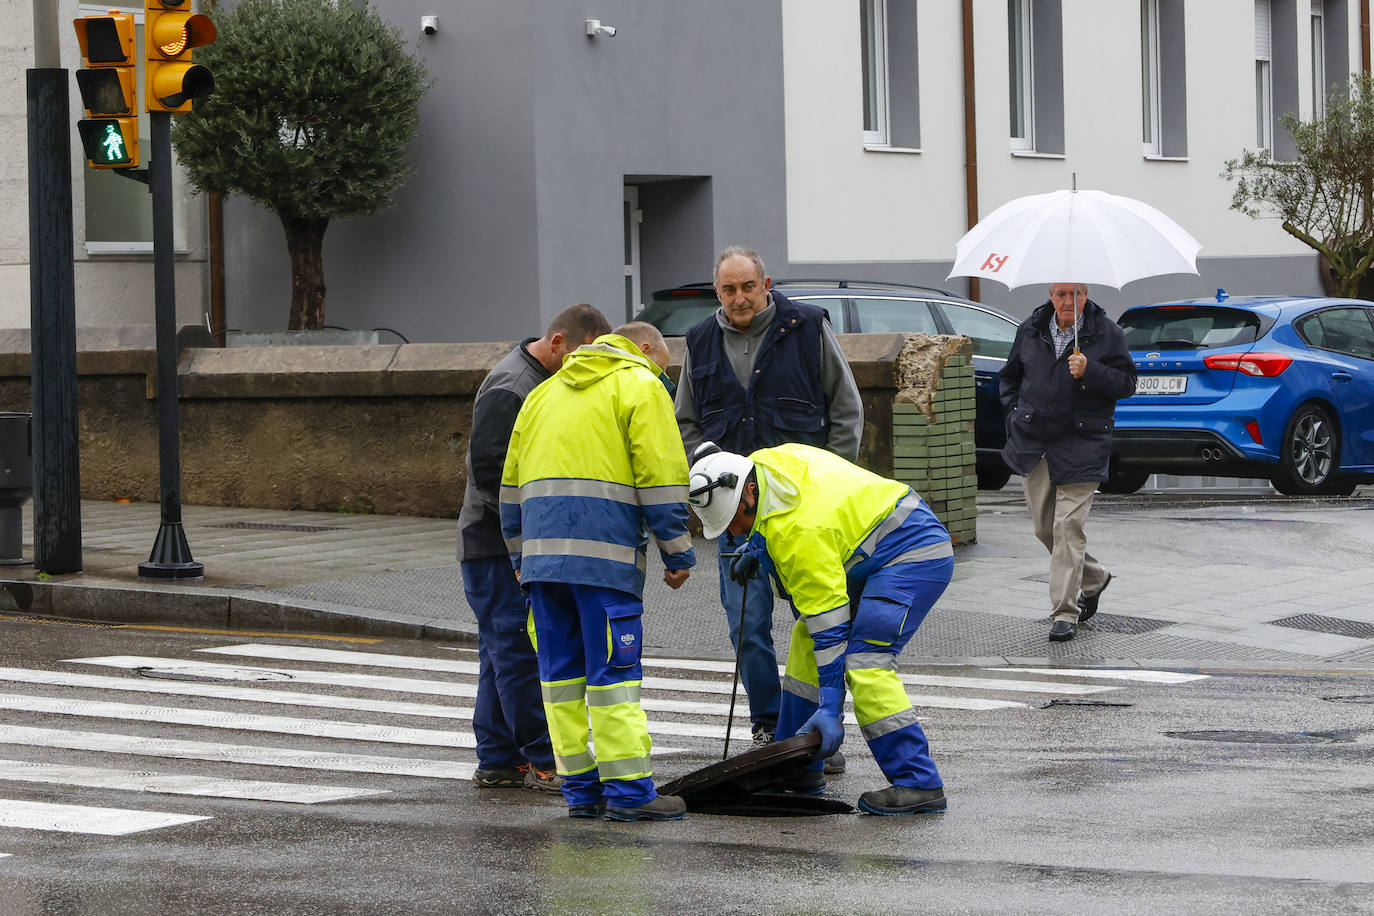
(1023, 458), (1110, 622)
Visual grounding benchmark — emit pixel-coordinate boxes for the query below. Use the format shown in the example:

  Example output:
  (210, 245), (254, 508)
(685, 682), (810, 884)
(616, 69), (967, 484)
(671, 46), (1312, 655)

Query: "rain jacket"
(998, 300), (1137, 485)
(747, 444), (951, 690)
(500, 334), (695, 596)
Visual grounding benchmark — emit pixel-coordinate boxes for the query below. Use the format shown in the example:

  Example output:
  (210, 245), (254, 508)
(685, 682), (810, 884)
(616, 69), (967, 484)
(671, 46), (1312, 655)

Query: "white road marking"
(0, 692), (477, 749)
(992, 667), (1209, 684)
(0, 799), (209, 836)
(0, 759), (386, 804)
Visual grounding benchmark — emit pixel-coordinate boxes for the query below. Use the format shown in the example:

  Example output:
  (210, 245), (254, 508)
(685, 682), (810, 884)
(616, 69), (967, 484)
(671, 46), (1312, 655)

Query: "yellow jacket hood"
(557, 334), (656, 390)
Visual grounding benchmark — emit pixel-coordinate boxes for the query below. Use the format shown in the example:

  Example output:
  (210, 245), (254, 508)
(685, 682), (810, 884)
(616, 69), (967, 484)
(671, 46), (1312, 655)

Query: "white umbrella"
(947, 187), (1202, 350)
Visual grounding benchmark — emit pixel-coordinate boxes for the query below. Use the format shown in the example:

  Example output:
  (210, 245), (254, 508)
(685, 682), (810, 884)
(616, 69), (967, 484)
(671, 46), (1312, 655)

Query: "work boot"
(567, 801), (606, 819)
(857, 785), (948, 816)
(472, 767), (525, 789)
(520, 763), (564, 794)
(823, 751), (846, 775)
(604, 794), (687, 822)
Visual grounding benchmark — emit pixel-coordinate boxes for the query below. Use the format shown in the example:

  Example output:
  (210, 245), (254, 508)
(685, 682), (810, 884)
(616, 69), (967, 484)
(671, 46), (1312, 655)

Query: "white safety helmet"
(687, 442), (755, 539)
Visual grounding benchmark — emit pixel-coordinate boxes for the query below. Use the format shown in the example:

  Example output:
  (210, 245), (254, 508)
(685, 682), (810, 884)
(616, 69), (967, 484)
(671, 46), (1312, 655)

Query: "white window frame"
(1008, 0), (1033, 152)
(1141, 0), (1162, 156)
(1255, 0), (1274, 150)
(1311, 0), (1326, 119)
(861, 0), (890, 146)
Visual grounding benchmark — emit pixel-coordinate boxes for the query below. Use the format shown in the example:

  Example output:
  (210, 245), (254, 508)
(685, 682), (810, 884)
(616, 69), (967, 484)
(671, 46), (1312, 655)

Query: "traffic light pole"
(138, 111), (202, 579)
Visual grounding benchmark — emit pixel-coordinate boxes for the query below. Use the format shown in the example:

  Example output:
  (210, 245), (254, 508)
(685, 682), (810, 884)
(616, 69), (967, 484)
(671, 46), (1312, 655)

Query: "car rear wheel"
(1099, 464), (1150, 495)
(1271, 404), (1341, 496)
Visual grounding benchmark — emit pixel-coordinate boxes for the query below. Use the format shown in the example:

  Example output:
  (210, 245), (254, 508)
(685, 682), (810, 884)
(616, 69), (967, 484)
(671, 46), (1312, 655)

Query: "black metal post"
(26, 68), (83, 574)
(139, 111), (202, 579)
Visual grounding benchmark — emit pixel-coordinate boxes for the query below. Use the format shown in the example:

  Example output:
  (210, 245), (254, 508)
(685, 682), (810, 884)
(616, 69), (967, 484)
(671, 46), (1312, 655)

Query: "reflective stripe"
(503, 536), (522, 555)
(555, 750), (597, 774)
(586, 682), (641, 707)
(514, 478), (636, 503)
(499, 484), (520, 502)
(523, 538), (643, 566)
(781, 675), (820, 702)
(855, 493), (922, 557)
(845, 652), (897, 672)
(541, 681), (586, 704)
(805, 605), (851, 635)
(814, 644), (846, 668)
(656, 533), (693, 556)
(637, 484), (690, 506)
(597, 755), (653, 779)
(883, 541), (954, 566)
(860, 706), (921, 741)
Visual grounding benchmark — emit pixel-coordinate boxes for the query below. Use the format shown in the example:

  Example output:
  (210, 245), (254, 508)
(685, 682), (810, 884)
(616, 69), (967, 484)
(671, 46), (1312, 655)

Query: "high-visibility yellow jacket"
(500, 334), (695, 596)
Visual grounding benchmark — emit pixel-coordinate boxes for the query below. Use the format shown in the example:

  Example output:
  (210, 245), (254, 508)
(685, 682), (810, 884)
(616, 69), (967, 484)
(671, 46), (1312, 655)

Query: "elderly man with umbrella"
(999, 282), (1136, 641)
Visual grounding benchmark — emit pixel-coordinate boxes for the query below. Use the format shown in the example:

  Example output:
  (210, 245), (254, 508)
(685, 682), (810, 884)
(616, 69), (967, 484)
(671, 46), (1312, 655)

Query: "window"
(1007, 0), (1063, 155)
(1142, 0), (1188, 158)
(849, 297), (939, 334)
(861, 0), (920, 150)
(1311, 0), (1326, 118)
(937, 303), (1019, 359)
(1256, 0), (1273, 149)
(1141, 0), (1161, 156)
(1298, 308), (1374, 359)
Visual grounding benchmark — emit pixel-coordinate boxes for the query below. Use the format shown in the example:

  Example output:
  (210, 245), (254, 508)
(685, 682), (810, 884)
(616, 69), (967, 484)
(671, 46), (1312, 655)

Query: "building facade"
(2, 1), (1369, 340)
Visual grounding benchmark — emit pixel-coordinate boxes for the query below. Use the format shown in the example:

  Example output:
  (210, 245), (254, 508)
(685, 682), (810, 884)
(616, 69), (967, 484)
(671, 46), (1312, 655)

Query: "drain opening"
(1166, 729), (1350, 744)
(1043, 699), (1134, 708)
(135, 666), (294, 684)
(1324, 695), (1374, 705)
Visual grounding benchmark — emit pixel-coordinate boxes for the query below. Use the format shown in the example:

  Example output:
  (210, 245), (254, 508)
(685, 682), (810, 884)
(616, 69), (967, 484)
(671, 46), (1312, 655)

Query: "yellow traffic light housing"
(145, 0), (217, 113)
(73, 11), (140, 168)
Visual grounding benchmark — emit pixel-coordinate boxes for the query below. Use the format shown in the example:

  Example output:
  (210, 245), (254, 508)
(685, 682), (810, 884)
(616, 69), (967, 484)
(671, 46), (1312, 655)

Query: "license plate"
(1136, 374), (1187, 395)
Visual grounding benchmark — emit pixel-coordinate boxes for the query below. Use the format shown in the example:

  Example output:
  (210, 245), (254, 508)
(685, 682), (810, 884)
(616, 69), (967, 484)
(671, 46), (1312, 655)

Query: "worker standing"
(687, 441), (953, 815)
(501, 323), (695, 821)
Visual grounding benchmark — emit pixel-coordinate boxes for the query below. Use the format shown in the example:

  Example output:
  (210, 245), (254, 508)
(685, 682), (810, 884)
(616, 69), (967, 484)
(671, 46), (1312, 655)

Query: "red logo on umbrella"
(981, 253), (1009, 272)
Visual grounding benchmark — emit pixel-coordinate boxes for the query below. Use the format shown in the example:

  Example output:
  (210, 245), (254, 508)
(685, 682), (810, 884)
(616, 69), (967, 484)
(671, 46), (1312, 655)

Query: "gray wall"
(222, 0), (787, 341)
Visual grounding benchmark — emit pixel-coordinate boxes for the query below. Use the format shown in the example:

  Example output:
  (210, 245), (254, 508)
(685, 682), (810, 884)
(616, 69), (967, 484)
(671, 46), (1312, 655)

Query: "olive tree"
(172, 0), (428, 329)
(1223, 74), (1374, 299)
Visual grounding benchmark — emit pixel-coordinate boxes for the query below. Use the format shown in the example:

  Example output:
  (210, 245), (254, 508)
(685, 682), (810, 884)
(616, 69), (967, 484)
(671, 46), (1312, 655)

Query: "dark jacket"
(685, 290), (829, 455)
(999, 300), (1136, 485)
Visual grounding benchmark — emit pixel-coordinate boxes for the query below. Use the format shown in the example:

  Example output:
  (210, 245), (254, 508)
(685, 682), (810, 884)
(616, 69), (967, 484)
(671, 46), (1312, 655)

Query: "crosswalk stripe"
(0, 692), (477, 749)
(0, 759), (387, 804)
(0, 724), (475, 779)
(198, 643), (1106, 698)
(992, 667), (1209, 684)
(0, 799), (210, 836)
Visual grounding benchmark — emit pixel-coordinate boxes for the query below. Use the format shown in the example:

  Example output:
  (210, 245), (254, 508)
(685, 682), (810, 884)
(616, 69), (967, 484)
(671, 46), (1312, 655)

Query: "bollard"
(0, 413), (34, 565)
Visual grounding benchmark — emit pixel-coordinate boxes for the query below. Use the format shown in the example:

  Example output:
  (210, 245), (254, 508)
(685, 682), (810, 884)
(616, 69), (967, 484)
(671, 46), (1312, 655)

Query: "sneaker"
(604, 794), (687, 822)
(568, 801), (606, 819)
(857, 785), (948, 816)
(1077, 572), (1113, 623)
(823, 751), (846, 775)
(521, 763), (565, 793)
(751, 728), (775, 748)
(472, 767), (525, 789)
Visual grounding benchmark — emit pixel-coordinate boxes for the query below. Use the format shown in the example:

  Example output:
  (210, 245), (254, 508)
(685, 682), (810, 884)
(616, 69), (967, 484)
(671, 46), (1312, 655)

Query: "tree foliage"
(171, 0), (428, 329)
(1223, 74), (1374, 298)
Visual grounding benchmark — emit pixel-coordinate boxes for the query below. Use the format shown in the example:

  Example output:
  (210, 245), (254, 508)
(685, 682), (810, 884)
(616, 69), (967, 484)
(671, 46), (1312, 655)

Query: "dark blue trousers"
(461, 556), (554, 770)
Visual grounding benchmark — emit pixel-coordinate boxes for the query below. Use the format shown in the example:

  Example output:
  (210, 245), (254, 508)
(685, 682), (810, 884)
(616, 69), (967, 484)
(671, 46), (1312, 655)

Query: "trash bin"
(0, 412), (33, 565)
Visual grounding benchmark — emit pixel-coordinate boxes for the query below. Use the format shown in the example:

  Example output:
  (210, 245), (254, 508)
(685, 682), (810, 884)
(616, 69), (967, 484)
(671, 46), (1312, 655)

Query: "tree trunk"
(282, 216), (329, 330)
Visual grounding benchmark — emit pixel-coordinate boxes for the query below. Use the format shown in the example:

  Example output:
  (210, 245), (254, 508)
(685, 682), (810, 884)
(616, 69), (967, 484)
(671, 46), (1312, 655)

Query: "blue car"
(1107, 293), (1374, 496)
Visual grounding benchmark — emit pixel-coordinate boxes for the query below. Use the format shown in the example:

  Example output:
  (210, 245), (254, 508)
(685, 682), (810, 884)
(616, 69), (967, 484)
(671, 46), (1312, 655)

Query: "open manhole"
(658, 732), (853, 817)
(134, 665), (294, 684)
(1165, 729), (1351, 745)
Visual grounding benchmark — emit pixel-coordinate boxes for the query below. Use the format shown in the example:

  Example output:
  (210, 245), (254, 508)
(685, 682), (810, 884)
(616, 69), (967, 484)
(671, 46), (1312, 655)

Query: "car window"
(1297, 307), (1374, 360)
(1119, 306), (1264, 350)
(937, 302), (1017, 359)
(637, 293), (718, 336)
(788, 296), (846, 331)
(847, 297), (939, 334)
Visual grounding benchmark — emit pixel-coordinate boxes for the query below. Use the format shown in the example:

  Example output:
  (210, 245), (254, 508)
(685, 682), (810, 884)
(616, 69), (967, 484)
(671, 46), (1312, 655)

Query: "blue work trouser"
(777, 556), (954, 789)
(529, 582), (657, 809)
(460, 557), (554, 771)
(717, 532), (781, 733)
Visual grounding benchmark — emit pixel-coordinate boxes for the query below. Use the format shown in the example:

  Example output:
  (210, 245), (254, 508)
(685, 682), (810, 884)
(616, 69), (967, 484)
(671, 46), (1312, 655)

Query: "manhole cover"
(1324, 695), (1374, 705)
(134, 665), (294, 683)
(1165, 729), (1349, 744)
(659, 733), (853, 817)
(209, 522), (344, 533)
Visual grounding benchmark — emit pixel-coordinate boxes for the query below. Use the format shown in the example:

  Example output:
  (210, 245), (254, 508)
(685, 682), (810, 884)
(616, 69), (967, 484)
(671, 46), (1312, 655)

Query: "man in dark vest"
(675, 246), (862, 754)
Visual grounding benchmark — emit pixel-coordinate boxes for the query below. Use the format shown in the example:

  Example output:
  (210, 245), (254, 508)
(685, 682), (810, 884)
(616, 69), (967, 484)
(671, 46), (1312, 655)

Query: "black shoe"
(823, 751), (846, 775)
(472, 767), (525, 788)
(604, 794), (687, 822)
(1077, 572), (1112, 623)
(1049, 620), (1077, 642)
(858, 785), (948, 816)
(760, 764), (827, 796)
(567, 800), (606, 819)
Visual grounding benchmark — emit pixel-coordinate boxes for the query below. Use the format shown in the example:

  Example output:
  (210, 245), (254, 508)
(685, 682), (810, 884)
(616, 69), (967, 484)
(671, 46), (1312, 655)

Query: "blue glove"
(727, 540), (765, 586)
(796, 686), (845, 758)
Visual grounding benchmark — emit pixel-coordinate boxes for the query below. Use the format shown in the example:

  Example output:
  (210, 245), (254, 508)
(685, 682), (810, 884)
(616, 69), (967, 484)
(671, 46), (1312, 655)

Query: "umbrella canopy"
(947, 188), (1202, 290)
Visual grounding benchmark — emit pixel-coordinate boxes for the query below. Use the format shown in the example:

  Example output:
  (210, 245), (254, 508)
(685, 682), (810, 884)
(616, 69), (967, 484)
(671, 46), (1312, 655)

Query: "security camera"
(585, 19), (616, 38)
(420, 15), (438, 35)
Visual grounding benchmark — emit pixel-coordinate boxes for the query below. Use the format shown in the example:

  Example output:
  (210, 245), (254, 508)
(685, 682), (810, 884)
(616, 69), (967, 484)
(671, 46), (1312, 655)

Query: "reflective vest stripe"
(506, 478), (688, 507)
(845, 652), (897, 672)
(846, 493), (923, 570)
(585, 682), (641, 706)
(859, 706), (921, 741)
(781, 675), (820, 702)
(813, 644), (846, 668)
(883, 541), (954, 567)
(805, 605), (851, 634)
(523, 538), (644, 567)
(596, 755), (653, 779)
(541, 680), (587, 704)
(556, 750), (597, 774)
(655, 533), (693, 555)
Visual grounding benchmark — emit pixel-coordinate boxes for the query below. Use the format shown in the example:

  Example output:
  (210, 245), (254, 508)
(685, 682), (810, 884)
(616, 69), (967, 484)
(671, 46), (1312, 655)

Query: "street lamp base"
(139, 521), (204, 580)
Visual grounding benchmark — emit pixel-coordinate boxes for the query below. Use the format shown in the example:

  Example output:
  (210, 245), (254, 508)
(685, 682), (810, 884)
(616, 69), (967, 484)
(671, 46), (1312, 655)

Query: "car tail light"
(1245, 420), (1263, 444)
(1202, 352), (1293, 377)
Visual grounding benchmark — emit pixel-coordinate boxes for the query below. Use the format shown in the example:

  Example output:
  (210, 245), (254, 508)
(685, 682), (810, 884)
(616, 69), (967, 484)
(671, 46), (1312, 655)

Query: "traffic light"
(73, 11), (139, 169)
(145, 0), (216, 113)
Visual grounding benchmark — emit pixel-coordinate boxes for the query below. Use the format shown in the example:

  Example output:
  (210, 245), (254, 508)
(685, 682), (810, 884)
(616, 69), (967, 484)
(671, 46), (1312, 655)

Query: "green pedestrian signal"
(73, 11), (140, 169)
(77, 119), (135, 167)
